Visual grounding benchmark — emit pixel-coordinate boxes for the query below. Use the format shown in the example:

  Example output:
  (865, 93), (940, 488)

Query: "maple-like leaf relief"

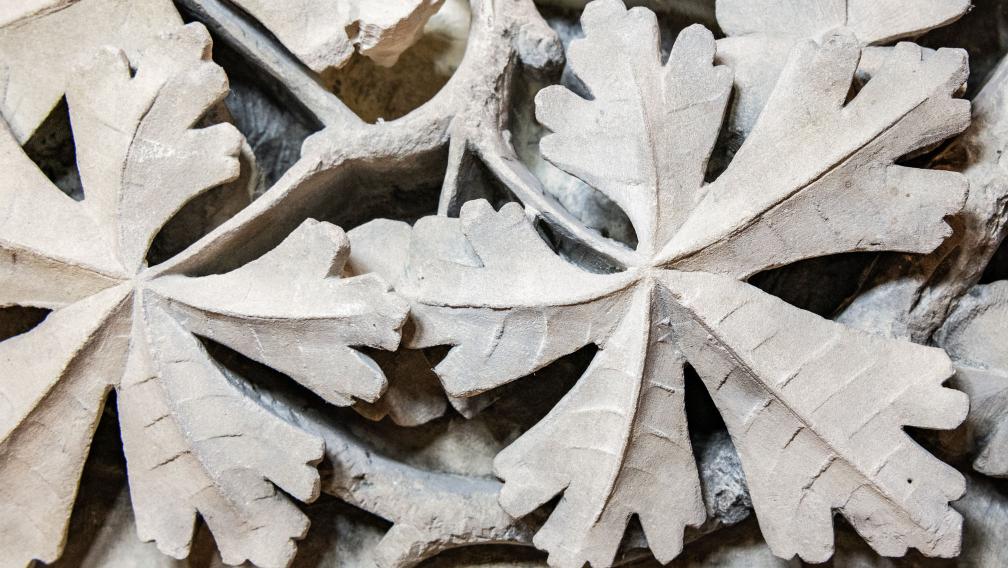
(0, 24), (407, 568)
(936, 282), (1008, 477)
(716, 0), (970, 45)
(0, 0), (182, 144)
(714, 0), (970, 142)
(351, 1), (971, 566)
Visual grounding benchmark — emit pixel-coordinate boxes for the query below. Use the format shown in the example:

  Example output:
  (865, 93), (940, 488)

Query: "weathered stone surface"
(349, 2), (973, 564)
(229, 0), (445, 74)
(714, 0), (971, 150)
(0, 23), (407, 568)
(935, 282), (1008, 477)
(3, 0), (1006, 566)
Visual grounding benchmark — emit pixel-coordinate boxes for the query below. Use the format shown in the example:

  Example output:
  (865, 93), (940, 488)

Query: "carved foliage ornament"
(0, 0), (989, 567)
(352, 1), (973, 566)
(0, 24), (406, 568)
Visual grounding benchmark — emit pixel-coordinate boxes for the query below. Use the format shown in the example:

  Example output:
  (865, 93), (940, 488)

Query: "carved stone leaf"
(345, 222), (476, 426)
(149, 219), (408, 408)
(717, 0), (970, 44)
(68, 25), (245, 274)
(0, 121), (121, 308)
(353, 209), (634, 398)
(662, 36), (969, 276)
(492, 284), (704, 568)
(714, 0), (970, 144)
(117, 303), (325, 567)
(0, 286), (131, 568)
(0, 0), (182, 143)
(536, 15), (731, 255)
(0, 23), (407, 568)
(838, 52), (1008, 342)
(3, 22), (244, 303)
(352, 1), (972, 566)
(664, 270), (967, 560)
(936, 282), (1008, 477)
(229, 0), (445, 74)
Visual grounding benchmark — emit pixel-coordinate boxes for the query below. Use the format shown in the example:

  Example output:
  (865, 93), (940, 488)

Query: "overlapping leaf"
(0, 0), (182, 143)
(352, 1), (972, 566)
(936, 282), (1008, 477)
(0, 23), (407, 568)
(714, 0), (970, 143)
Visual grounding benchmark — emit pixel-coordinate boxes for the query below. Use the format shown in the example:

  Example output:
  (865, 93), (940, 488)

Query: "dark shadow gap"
(212, 46), (318, 191)
(45, 393), (127, 567)
(615, 513), (655, 566)
(177, 0), (320, 190)
(199, 331), (596, 479)
(416, 542), (546, 567)
(197, 335), (430, 465)
(684, 363), (727, 438)
(443, 146), (521, 217)
(0, 306), (51, 341)
(919, 2), (1008, 98)
(443, 133), (629, 273)
(22, 96), (83, 200)
(313, 147), (447, 231)
(290, 496), (393, 567)
(184, 480), (383, 567)
(476, 344), (597, 439)
(328, 342), (596, 474)
(534, 217), (627, 274)
(145, 179), (252, 267)
(980, 235), (1008, 283)
(748, 252), (879, 318)
(175, 0), (325, 130)
(685, 364), (753, 530)
(172, 144), (447, 277)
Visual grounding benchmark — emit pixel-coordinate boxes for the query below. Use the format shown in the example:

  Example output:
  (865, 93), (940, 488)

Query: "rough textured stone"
(348, 2), (973, 564)
(3, 0), (1008, 567)
(0, 23), (407, 568)
(839, 51), (1008, 343)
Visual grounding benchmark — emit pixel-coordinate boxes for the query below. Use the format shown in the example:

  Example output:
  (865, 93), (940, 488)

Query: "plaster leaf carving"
(0, 0), (183, 143)
(935, 282), (1008, 477)
(352, 1), (972, 565)
(839, 52), (1008, 342)
(714, 0), (971, 145)
(0, 23), (407, 568)
(228, 0), (446, 74)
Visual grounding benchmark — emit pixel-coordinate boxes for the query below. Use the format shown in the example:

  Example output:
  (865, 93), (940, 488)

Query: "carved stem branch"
(161, 0), (631, 277)
(174, 0), (362, 129)
(279, 396), (740, 567)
